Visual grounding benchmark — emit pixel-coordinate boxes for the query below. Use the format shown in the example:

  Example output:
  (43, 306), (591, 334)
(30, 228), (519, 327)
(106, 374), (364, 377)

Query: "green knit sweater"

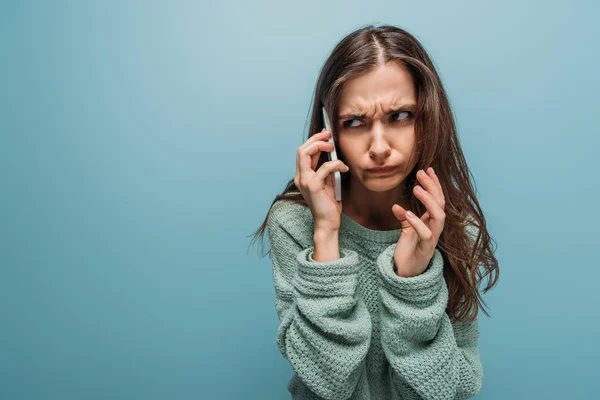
(266, 199), (483, 400)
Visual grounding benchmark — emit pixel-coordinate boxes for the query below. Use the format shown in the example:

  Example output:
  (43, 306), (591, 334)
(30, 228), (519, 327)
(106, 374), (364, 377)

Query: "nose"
(368, 125), (392, 161)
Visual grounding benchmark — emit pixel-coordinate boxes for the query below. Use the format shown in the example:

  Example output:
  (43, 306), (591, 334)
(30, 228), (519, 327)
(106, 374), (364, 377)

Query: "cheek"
(396, 135), (417, 153)
(337, 140), (359, 165)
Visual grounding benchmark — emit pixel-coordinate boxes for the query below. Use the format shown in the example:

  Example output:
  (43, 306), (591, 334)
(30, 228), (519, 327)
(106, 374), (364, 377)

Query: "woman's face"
(336, 61), (418, 193)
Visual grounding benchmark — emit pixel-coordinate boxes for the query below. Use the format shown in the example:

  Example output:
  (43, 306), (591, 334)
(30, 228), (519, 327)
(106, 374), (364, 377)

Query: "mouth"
(366, 165), (398, 174)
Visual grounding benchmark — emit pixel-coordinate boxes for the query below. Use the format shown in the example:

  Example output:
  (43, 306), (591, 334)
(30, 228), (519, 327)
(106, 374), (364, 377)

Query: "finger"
(296, 130), (330, 172)
(405, 210), (434, 243)
(309, 141), (335, 171)
(413, 184), (444, 219)
(391, 204), (414, 231)
(413, 184), (445, 236)
(300, 129), (331, 152)
(416, 169), (443, 205)
(298, 130), (328, 168)
(426, 168), (445, 206)
(421, 210), (431, 223)
(312, 160), (348, 188)
(327, 172), (335, 193)
(299, 141), (335, 179)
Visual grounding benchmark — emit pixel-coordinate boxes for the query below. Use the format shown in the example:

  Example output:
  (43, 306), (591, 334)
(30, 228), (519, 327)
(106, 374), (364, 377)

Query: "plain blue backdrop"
(1, 1), (598, 399)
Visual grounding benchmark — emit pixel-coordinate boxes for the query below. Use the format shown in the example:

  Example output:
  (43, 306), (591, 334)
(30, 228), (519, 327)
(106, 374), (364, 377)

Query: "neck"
(341, 182), (411, 231)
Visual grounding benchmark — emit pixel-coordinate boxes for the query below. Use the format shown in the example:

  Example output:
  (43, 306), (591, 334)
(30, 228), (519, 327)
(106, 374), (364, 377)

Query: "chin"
(362, 176), (401, 190)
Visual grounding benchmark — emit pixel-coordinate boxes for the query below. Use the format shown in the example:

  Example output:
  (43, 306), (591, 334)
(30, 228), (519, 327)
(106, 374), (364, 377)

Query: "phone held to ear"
(321, 106), (342, 201)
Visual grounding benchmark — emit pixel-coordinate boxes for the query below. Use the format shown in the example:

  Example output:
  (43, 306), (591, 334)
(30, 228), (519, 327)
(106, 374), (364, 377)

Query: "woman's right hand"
(294, 128), (350, 231)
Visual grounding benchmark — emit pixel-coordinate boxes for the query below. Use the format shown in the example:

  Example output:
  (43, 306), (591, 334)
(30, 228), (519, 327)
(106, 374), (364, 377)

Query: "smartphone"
(321, 106), (342, 201)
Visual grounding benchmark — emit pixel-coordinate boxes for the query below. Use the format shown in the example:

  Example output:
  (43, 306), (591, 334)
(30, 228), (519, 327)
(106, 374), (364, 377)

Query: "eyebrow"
(338, 104), (417, 120)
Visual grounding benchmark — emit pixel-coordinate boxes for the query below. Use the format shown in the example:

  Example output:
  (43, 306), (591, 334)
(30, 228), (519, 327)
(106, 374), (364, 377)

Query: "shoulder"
(267, 199), (310, 227)
(267, 199), (314, 248)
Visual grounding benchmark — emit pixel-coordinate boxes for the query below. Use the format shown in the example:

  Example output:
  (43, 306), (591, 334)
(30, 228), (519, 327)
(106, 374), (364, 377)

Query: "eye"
(342, 111), (414, 129)
(343, 119), (362, 128)
(392, 111), (413, 122)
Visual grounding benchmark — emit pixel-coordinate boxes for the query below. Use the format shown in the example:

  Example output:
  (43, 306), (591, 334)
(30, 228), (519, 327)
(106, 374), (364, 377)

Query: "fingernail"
(415, 186), (423, 193)
(430, 167), (435, 175)
(406, 211), (414, 218)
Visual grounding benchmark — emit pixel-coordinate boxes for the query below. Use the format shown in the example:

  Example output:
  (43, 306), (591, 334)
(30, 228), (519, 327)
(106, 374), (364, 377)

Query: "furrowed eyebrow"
(338, 104), (416, 120)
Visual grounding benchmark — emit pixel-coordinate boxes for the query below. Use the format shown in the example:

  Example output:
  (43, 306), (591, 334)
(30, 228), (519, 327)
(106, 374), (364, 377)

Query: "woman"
(251, 24), (499, 399)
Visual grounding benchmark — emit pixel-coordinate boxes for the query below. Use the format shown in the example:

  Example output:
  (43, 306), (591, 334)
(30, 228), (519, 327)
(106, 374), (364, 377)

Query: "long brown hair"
(248, 24), (499, 324)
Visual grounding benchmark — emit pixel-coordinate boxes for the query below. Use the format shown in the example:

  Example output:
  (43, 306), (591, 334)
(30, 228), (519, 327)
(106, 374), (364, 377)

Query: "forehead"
(338, 62), (416, 113)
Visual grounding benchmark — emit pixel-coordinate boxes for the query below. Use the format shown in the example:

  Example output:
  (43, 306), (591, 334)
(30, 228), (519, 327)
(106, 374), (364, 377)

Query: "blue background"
(2, 1), (598, 399)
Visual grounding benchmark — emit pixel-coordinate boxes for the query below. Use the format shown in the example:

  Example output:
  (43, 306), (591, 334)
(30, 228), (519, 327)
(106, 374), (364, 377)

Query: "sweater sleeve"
(375, 244), (483, 400)
(266, 207), (372, 400)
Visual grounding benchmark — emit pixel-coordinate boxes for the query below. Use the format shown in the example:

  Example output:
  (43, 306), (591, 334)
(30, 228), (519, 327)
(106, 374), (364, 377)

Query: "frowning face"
(336, 61), (418, 193)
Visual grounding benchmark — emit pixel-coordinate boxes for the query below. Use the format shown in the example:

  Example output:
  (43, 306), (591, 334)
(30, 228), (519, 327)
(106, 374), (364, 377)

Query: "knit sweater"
(266, 199), (483, 400)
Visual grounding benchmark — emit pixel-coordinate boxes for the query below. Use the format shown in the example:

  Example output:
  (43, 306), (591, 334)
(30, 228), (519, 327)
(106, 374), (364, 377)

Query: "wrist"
(313, 229), (340, 262)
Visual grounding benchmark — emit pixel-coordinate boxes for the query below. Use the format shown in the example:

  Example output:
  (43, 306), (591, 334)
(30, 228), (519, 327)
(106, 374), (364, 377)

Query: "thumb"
(392, 204), (414, 231)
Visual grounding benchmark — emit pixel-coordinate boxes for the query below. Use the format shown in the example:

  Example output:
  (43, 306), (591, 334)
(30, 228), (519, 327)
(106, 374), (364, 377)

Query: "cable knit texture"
(266, 199), (483, 400)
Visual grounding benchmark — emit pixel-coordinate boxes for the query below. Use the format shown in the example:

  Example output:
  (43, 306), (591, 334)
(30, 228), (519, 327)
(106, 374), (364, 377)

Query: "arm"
(375, 244), (483, 400)
(267, 207), (372, 400)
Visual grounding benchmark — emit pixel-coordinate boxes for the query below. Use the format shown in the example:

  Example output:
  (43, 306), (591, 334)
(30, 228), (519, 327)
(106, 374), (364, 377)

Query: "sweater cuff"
(292, 246), (360, 298)
(376, 244), (445, 305)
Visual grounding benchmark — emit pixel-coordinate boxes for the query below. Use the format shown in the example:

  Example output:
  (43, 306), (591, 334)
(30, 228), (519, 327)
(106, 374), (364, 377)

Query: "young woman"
(251, 24), (499, 400)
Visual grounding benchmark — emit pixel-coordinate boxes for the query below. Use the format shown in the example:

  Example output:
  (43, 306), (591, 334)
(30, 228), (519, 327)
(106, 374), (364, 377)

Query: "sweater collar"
(340, 212), (402, 243)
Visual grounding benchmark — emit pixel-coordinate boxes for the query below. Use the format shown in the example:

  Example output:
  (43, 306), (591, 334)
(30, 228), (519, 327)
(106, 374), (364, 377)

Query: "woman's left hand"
(391, 167), (446, 278)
